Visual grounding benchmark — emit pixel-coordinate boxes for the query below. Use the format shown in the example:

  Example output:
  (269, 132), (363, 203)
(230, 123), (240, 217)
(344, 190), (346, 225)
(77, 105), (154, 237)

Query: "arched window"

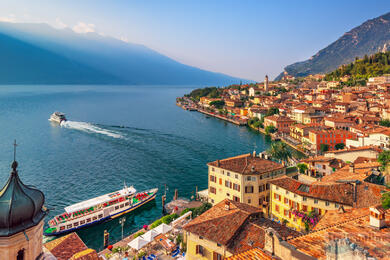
(17, 249), (24, 260)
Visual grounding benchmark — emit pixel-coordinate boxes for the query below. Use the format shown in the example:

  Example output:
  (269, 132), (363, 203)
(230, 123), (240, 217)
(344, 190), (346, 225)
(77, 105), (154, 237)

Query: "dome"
(0, 161), (46, 236)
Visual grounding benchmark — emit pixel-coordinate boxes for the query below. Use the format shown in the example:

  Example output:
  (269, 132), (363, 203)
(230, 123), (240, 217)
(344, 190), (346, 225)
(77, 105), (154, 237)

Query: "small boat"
(44, 185), (158, 236)
(49, 112), (67, 124)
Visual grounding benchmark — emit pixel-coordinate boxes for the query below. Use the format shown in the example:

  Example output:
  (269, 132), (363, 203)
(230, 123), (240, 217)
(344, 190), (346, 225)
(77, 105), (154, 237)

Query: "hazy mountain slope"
(0, 22), (245, 85)
(0, 33), (121, 84)
(275, 12), (390, 80)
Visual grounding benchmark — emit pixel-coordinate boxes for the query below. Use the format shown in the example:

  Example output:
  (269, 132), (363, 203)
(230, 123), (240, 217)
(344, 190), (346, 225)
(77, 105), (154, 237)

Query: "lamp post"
(119, 217), (126, 240)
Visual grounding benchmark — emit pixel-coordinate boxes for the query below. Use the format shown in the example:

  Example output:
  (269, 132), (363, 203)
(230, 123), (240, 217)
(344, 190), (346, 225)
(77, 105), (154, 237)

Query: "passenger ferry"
(44, 185), (158, 236)
(49, 112), (67, 124)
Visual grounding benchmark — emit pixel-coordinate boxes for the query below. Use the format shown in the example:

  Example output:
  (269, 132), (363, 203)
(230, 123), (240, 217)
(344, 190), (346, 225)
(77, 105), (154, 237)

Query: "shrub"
(133, 231), (145, 238)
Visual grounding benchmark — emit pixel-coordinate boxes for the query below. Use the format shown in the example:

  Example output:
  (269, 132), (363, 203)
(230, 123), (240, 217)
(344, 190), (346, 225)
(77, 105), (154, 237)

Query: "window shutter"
(238, 185), (240, 192)
(196, 245), (199, 254)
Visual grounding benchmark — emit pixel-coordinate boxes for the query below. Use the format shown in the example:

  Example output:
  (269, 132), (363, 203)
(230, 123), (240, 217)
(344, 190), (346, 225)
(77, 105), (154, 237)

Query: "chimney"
(369, 205), (386, 229)
(224, 200), (231, 211)
(217, 160), (220, 167)
(349, 163), (354, 173)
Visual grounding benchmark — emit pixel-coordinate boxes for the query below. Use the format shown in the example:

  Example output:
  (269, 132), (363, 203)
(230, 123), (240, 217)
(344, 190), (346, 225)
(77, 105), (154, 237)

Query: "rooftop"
(208, 154), (284, 175)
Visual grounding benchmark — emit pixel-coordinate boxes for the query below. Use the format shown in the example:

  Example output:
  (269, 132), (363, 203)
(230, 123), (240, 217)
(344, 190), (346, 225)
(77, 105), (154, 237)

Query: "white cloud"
(120, 36), (129, 43)
(54, 18), (67, 29)
(72, 22), (95, 34)
(0, 14), (16, 23)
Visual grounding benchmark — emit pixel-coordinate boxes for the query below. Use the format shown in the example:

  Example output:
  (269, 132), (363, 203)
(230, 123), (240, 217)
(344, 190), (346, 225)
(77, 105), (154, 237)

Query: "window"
(286, 191), (289, 195)
(209, 186), (216, 194)
(60, 226), (65, 230)
(225, 180), (232, 188)
(248, 199), (251, 204)
(266, 184), (270, 190)
(212, 167), (215, 172)
(74, 222), (79, 227)
(233, 183), (240, 191)
(17, 249), (24, 260)
(233, 196), (240, 202)
(67, 224), (72, 229)
(209, 175), (216, 183)
(196, 245), (205, 256)
(120, 204), (124, 208)
(284, 209), (288, 217)
(245, 186), (254, 193)
(98, 214), (103, 218)
(284, 198), (289, 204)
(325, 201), (330, 206)
(226, 193), (230, 197)
(335, 203), (339, 208)
(303, 197), (307, 201)
(322, 165), (325, 170)
(199, 236), (203, 239)
(227, 172), (230, 177)
(86, 218), (91, 223)
(80, 220), (85, 225)
(275, 205), (280, 213)
(219, 178), (222, 185)
(235, 174), (238, 179)
(93, 216), (97, 221)
(302, 205), (308, 212)
(125, 202), (129, 206)
(314, 199), (318, 204)
(213, 252), (223, 260)
(115, 206), (119, 210)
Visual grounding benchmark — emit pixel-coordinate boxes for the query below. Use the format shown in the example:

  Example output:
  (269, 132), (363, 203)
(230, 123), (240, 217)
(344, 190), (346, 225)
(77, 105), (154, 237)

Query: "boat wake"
(60, 121), (124, 139)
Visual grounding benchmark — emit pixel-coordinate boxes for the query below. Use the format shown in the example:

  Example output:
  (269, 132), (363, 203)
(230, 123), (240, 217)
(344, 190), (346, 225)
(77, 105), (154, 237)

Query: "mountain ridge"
(0, 22), (247, 85)
(275, 12), (390, 80)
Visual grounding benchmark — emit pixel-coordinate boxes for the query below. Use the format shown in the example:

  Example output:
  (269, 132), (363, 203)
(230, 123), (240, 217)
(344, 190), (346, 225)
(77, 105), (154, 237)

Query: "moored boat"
(44, 185), (158, 236)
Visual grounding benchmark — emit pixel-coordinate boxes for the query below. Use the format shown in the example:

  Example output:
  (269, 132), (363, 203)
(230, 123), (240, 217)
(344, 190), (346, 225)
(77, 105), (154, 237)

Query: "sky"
(0, 0), (390, 81)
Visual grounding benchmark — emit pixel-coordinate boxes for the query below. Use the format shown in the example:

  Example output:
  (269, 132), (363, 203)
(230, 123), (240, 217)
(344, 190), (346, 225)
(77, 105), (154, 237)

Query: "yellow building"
(268, 175), (385, 231)
(207, 153), (286, 208)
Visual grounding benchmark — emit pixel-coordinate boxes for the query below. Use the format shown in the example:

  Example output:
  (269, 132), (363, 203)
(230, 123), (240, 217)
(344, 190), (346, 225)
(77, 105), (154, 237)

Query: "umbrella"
(128, 237), (148, 250)
(142, 229), (159, 242)
(153, 223), (172, 234)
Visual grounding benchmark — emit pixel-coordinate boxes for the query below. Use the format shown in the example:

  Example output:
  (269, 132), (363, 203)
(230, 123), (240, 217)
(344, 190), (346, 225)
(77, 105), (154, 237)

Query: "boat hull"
(44, 191), (157, 236)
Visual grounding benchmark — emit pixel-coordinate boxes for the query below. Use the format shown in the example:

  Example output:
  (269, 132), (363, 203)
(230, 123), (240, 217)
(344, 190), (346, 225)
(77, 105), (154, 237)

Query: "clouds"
(54, 18), (67, 29)
(0, 14), (16, 23)
(73, 22), (95, 33)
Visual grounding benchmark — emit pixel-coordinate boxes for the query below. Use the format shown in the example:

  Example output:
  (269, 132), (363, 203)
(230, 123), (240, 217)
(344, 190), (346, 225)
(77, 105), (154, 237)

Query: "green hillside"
(324, 51), (390, 85)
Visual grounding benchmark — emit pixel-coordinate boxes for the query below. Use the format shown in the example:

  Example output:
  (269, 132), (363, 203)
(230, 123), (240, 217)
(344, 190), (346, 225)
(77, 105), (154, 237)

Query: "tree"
(297, 163), (308, 174)
(265, 107), (279, 117)
(209, 100), (225, 109)
(267, 141), (292, 163)
(320, 144), (329, 153)
(380, 119), (390, 127)
(378, 150), (390, 170)
(335, 143), (345, 150)
(265, 125), (277, 135)
(382, 192), (390, 210)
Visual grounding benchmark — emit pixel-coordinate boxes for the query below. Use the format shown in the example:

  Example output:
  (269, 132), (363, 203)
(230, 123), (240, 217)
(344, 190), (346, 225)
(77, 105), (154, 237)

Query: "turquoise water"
(0, 85), (270, 250)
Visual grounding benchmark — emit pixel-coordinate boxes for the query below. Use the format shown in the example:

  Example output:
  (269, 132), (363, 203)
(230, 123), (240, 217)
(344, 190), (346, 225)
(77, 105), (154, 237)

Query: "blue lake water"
(0, 85), (270, 250)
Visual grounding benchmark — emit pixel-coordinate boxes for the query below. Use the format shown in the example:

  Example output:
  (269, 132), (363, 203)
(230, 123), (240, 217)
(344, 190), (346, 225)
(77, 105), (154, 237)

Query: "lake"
(0, 85), (270, 250)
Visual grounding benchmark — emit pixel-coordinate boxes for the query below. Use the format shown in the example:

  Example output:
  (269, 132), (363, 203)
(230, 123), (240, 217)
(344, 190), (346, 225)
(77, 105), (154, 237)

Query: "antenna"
(13, 140), (17, 162)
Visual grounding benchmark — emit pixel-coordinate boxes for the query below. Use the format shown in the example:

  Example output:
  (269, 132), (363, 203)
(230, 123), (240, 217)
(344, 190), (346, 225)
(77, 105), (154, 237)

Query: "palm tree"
(267, 141), (292, 164)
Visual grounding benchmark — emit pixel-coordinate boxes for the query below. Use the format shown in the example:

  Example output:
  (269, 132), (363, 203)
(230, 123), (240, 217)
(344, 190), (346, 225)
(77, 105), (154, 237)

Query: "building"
(264, 75), (269, 91)
(0, 160), (47, 260)
(323, 117), (354, 130)
(264, 116), (294, 134)
(43, 232), (99, 260)
(207, 153), (286, 208)
(326, 81), (340, 88)
(367, 74), (390, 85)
(308, 129), (356, 152)
(324, 146), (380, 162)
(346, 127), (390, 149)
(300, 156), (345, 178)
(183, 199), (300, 260)
(268, 175), (385, 231)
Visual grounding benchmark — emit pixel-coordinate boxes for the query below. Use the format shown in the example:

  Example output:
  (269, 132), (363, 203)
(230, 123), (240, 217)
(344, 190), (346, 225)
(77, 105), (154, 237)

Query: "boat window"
(86, 218), (91, 223)
(60, 226), (65, 230)
(80, 220), (85, 225)
(93, 216), (97, 220)
(115, 206), (119, 210)
(98, 214), (103, 218)
(125, 202), (129, 206)
(120, 204), (124, 208)
(67, 224), (72, 229)
(74, 222), (79, 227)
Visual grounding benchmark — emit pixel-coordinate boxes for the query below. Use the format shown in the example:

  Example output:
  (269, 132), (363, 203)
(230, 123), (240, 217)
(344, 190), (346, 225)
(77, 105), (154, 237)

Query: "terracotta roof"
(208, 154), (284, 175)
(183, 199), (262, 247)
(44, 233), (99, 260)
(184, 199), (300, 254)
(226, 248), (275, 260)
(270, 176), (386, 207)
(264, 115), (294, 122)
(324, 145), (381, 154)
(288, 208), (390, 259)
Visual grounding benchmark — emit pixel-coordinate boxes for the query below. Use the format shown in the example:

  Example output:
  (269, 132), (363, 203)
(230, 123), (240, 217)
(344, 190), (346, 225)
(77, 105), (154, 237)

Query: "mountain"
(0, 22), (245, 85)
(275, 12), (390, 80)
